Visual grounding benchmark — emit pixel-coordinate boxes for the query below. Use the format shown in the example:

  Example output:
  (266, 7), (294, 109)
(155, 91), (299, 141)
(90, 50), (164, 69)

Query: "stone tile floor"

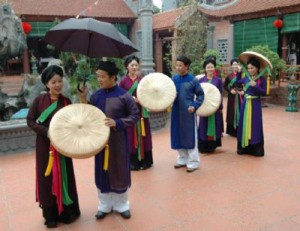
(1, 103), (300, 231)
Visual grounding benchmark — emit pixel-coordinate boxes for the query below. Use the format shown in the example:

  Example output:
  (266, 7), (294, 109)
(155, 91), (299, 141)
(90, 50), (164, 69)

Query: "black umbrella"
(44, 18), (138, 58)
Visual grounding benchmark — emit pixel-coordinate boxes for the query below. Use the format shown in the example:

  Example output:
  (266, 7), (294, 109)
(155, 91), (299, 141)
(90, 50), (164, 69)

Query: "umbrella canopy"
(44, 17), (138, 58)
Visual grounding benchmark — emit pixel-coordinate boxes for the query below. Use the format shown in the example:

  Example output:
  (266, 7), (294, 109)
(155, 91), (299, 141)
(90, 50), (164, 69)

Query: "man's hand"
(104, 118), (116, 127)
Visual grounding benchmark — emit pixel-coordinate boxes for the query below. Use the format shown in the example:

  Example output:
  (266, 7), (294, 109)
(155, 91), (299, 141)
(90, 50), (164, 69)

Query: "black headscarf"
(124, 55), (140, 68)
(41, 65), (64, 86)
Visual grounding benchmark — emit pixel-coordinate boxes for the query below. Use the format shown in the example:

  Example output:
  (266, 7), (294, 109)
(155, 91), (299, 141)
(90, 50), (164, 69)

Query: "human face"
(205, 62), (215, 77)
(247, 63), (259, 77)
(46, 74), (63, 99)
(96, 70), (116, 89)
(175, 61), (188, 76)
(127, 59), (139, 77)
(231, 61), (240, 73)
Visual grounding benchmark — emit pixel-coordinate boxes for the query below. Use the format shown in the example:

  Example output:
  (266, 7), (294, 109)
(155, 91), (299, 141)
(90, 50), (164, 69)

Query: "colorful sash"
(128, 79), (148, 161)
(241, 94), (258, 147)
(206, 78), (216, 141)
(41, 97), (73, 213)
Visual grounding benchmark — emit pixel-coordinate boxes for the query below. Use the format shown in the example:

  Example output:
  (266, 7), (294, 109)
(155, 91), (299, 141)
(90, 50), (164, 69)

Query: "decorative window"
(217, 39), (228, 63)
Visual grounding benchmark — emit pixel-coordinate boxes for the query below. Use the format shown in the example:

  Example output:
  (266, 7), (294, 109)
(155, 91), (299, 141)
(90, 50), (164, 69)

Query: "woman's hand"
(230, 89), (236, 94)
(238, 90), (244, 95)
(250, 80), (256, 86)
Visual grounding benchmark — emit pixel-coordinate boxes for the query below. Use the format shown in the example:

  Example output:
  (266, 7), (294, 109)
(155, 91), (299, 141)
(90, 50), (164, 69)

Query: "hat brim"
(239, 51), (273, 71)
(137, 72), (176, 112)
(196, 83), (222, 117)
(49, 104), (110, 158)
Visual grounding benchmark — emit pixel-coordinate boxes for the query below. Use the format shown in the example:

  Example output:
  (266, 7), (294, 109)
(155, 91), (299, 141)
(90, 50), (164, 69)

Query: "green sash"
(37, 100), (58, 123)
(228, 76), (237, 88)
(128, 80), (149, 118)
(206, 79), (216, 140)
(228, 76), (240, 129)
(241, 64), (270, 92)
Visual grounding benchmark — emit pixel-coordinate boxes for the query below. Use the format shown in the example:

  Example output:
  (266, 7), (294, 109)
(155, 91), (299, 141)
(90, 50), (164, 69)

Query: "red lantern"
(273, 19), (283, 29)
(22, 22), (32, 34)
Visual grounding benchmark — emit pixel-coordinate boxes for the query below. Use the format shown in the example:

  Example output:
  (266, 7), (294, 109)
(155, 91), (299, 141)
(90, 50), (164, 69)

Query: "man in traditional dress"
(80, 61), (139, 219)
(171, 55), (204, 172)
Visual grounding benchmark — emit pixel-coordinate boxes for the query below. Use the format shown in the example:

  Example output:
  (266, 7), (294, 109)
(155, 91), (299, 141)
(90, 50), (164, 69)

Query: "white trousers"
(176, 123), (200, 169)
(97, 189), (130, 213)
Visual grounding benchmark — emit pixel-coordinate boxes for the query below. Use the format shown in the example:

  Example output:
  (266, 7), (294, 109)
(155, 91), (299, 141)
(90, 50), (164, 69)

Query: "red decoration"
(22, 22), (32, 34)
(273, 19), (283, 29)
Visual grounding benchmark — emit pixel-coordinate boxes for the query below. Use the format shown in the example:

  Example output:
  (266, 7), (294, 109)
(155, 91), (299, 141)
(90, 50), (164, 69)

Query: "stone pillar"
(207, 25), (215, 50)
(154, 33), (163, 72)
(22, 36), (30, 74)
(139, 0), (155, 75)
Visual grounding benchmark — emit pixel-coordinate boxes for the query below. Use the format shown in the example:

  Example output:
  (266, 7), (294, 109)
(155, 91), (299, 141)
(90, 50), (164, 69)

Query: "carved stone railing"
(149, 110), (170, 131)
(0, 119), (35, 155)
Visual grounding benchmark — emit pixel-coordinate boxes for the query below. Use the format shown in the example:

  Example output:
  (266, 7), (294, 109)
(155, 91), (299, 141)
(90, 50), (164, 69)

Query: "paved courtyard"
(1, 103), (300, 231)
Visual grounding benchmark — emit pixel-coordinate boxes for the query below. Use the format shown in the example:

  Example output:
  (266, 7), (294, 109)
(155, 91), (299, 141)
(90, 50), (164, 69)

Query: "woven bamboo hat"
(49, 104), (110, 158)
(239, 51), (273, 71)
(137, 72), (176, 112)
(196, 83), (222, 117)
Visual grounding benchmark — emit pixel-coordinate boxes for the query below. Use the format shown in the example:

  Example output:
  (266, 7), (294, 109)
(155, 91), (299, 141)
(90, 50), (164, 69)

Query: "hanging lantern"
(22, 22), (32, 34)
(273, 19), (283, 29)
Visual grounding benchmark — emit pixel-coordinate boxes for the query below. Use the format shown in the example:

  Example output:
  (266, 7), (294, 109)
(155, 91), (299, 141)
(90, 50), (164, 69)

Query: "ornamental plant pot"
(149, 110), (170, 131)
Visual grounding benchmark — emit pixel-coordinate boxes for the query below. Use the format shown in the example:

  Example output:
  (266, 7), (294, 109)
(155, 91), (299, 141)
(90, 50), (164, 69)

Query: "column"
(139, 0), (155, 75)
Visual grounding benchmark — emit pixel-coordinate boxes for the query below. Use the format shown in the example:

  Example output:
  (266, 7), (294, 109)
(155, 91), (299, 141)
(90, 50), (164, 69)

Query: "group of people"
(171, 54), (266, 173)
(27, 52), (267, 227)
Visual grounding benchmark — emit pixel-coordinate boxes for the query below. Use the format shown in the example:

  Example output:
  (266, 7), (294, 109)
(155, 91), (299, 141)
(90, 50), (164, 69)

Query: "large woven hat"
(196, 83), (222, 117)
(239, 51), (273, 71)
(137, 72), (176, 112)
(49, 104), (110, 159)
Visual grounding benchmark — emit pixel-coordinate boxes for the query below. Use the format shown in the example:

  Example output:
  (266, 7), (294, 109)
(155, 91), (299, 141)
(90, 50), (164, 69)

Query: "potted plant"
(286, 66), (299, 82)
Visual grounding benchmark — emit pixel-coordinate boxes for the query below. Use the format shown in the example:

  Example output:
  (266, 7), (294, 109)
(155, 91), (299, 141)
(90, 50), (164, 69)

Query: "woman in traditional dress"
(119, 55), (153, 170)
(198, 58), (223, 153)
(27, 65), (80, 228)
(223, 58), (244, 137)
(236, 57), (266, 156)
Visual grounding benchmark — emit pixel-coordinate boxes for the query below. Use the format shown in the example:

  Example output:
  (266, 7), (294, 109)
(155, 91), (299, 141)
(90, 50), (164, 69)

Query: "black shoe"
(130, 165), (140, 171)
(45, 221), (57, 228)
(120, 210), (131, 219)
(141, 164), (152, 170)
(62, 214), (79, 224)
(237, 150), (245, 155)
(95, 211), (109, 219)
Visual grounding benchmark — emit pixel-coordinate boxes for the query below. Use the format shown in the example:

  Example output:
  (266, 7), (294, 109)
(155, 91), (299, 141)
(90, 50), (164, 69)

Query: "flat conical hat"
(196, 83), (222, 117)
(49, 104), (110, 159)
(137, 72), (176, 112)
(239, 51), (273, 71)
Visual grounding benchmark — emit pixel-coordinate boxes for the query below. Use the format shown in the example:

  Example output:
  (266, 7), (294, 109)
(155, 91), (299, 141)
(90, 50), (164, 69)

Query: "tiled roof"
(9, 0), (136, 19)
(198, 0), (300, 19)
(153, 7), (188, 31)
